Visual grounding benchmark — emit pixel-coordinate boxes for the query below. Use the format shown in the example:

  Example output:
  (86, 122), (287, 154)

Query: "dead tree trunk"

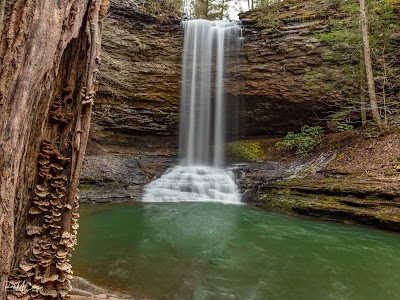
(359, 0), (384, 132)
(0, 0), (109, 299)
(360, 47), (367, 126)
(0, 0), (5, 35)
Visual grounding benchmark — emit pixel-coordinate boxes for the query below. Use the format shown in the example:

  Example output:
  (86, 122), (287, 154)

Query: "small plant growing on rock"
(337, 123), (354, 132)
(226, 141), (266, 162)
(276, 125), (325, 156)
(327, 111), (354, 132)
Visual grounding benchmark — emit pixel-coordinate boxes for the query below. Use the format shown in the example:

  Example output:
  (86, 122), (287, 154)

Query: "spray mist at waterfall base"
(142, 166), (241, 204)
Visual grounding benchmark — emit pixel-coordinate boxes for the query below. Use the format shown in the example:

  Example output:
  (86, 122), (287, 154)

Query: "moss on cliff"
(226, 141), (267, 162)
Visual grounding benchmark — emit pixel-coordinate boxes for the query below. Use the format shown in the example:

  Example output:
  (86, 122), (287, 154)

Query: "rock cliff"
(231, 0), (399, 134)
(92, 0), (399, 141)
(91, 0), (182, 146)
(237, 132), (400, 231)
(228, 2), (341, 135)
(94, 0), (341, 143)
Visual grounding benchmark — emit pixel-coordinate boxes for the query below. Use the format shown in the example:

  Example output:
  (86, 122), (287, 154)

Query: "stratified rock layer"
(92, 1), (350, 142)
(91, 0), (182, 145)
(227, 1), (349, 135)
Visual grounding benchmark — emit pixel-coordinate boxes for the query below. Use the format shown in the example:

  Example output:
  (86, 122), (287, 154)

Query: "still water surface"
(72, 202), (400, 300)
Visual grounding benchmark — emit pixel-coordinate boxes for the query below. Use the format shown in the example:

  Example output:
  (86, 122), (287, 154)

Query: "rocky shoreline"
(79, 138), (177, 203)
(236, 133), (400, 231)
(73, 132), (400, 298)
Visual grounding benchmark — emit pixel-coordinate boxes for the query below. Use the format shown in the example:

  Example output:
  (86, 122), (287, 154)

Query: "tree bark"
(0, 0), (108, 299)
(220, 0), (225, 19)
(359, 0), (384, 132)
(381, 46), (388, 127)
(0, 0), (5, 35)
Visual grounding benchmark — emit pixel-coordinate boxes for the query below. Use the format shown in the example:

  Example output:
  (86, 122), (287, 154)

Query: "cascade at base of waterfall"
(142, 166), (241, 204)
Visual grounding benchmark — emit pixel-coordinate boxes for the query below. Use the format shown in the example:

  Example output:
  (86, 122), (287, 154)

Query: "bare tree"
(191, 0), (232, 20)
(193, 0), (211, 18)
(359, 0), (384, 131)
(360, 47), (367, 125)
(380, 45), (388, 127)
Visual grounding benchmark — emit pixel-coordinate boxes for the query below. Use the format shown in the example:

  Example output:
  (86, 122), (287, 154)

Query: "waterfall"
(180, 20), (241, 167)
(143, 20), (242, 204)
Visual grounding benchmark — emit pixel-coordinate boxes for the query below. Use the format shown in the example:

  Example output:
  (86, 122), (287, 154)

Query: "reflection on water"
(72, 203), (400, 300)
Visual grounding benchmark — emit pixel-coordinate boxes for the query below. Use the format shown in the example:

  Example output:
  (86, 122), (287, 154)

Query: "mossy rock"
(226, 141), (267, 162)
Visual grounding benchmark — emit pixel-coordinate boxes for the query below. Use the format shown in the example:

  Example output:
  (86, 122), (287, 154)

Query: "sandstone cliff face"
(93, 0), (366, 141)
(227, 1), (349, 135)
(230, 0), (399, 135)
(93, 0), (399, 140)
(91, 0), (182, 145)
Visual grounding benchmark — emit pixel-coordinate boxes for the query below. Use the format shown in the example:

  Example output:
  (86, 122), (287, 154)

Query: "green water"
(72, 203), (400, 300)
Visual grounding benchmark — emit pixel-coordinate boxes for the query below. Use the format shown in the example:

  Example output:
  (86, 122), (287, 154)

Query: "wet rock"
(79, 141), (177, 203)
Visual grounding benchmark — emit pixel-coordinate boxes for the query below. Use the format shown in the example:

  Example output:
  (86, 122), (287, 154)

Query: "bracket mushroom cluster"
(7, 140), (79, 299)
(81, 87), (96, 105)
(50, 97), (73, 125)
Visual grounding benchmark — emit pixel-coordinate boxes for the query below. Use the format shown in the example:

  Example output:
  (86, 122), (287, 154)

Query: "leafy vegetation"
(315, 25), (361, 47)
(276, 125), (325, 156)
(226, 141), (266, 161)
(336, 123), (354, 132)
